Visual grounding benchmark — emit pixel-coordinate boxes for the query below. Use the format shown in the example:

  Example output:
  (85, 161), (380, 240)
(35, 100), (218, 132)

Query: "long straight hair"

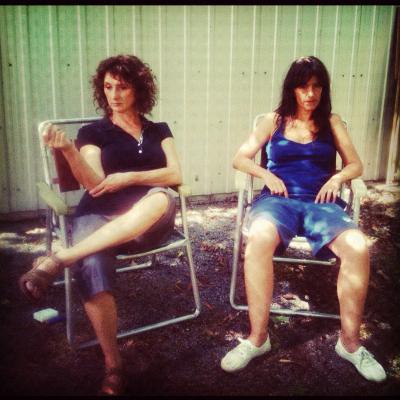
(275, 56), (332, 135)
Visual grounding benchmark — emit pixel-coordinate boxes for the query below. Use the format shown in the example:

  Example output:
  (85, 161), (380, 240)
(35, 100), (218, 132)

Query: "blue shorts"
(70, 188), (176, 302)
(246, 193), (357, 259)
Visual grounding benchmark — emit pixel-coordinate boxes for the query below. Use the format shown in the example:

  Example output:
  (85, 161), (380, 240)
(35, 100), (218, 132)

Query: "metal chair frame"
(229, 114), (367, 320)
(36, 117), (201, 349)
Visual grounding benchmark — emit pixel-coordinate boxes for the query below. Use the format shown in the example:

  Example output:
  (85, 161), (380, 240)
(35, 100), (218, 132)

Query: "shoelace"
(235, 339), (254, 358)
(358, 348), (376, 368)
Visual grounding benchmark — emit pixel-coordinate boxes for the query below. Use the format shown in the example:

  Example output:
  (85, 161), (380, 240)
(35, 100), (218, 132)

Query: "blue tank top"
(262, 121), (336, 200)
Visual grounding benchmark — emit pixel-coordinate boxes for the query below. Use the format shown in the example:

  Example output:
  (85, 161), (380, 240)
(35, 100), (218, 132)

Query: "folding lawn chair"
(36, 117), (201, 349)
(229, 113), (368, 319)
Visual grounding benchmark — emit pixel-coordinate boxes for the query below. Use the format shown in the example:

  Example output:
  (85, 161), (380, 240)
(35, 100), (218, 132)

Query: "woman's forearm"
(124, 166), (182, 187)
(332, 162), (363, 184)
(233, 154), (269, 181)
(61, 146), (104, 190)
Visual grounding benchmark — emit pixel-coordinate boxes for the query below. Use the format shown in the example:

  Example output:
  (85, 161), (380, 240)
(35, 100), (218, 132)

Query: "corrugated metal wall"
(0, 5), (396, 214)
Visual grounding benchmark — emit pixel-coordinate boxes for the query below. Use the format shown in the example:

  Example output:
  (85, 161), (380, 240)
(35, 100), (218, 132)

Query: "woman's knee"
(246, 219), (279, 254)
(146, 191), (172, 214)
(73, 252), (115, 299)
(331, 229), (369, 259)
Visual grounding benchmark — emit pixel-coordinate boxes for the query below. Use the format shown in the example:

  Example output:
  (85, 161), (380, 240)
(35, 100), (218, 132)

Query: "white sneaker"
(221, 336), (271, 373)
(335, 338), (387, 382)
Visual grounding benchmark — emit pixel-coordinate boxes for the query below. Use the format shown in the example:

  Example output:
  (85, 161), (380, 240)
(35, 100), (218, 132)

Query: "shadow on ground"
(0, 183), (399, 396)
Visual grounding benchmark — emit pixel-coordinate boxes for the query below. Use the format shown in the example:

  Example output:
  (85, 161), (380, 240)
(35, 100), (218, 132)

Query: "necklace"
(137, 130), (144, 154)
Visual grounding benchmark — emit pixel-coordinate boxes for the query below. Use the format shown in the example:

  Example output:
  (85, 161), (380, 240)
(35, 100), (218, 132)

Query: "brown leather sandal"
(99, 366), (127, 396)
(18, 253), (63, 304)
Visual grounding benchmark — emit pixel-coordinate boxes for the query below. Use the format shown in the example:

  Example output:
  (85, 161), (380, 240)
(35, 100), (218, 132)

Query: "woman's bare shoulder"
(258, 112), (280, 131)
(329, 113), (343, 126)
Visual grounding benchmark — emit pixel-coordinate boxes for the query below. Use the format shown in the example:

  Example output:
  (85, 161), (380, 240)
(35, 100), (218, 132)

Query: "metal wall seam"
(0, 7), (11, 212)
(313, 5), (320, 55)
(376, 6), (396, 180)
(247, 5), (257, 131)
(182, 5), (187, 181)
(293, 6), (299, 59)
(77, 5), (86, 117)
(224, 6), (235, 193)
(346, 6), (359, 132)
(105, 5), (110, 57)
(158, 5), (162, 121)
(270, 6), (279, 112)
(204, 5), (211, 195)
(362, 6), (377, 174)
(132, 6), (136, 55)
(17, 6), (35, 208)
(48, 6), (57, 117)
(330, 6), (340, 81)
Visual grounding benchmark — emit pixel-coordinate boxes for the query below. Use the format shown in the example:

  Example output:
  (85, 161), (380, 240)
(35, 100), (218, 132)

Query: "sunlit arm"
(233, 113), (274, 177)
(330, 113), (363, 183)
(315, 114), (363, 203)
(232, 112), (289, 197)
(62, 145), (105, 190)
(41, 123), (105, 191)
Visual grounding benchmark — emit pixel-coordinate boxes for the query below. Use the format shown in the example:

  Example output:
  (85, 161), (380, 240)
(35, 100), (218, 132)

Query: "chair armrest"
(350, 178), (367, 198)
(36, 182), (68, 215)
(177, 184), (192, 197)
(235, 170), (248, 191)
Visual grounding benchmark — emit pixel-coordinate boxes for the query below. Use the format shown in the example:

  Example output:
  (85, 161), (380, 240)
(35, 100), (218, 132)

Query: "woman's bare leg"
(328, 229), (370, 352)
(245, 219), (280, 346)
(84, 291), (121, 367)
(57, 192), (170, 266)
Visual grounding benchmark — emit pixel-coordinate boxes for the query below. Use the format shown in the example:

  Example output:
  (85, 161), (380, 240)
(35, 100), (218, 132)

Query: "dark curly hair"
(275, 56), (332, 135)
(92, 54), (157, 116)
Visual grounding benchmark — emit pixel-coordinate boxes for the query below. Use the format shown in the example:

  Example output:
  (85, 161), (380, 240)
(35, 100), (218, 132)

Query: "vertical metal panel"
(206, 6), (233, 194)
(226, 6), (256, 192)
(0, 5), (396, 214)
(0, 7), (11, 212)
(375, 6), (396, 180)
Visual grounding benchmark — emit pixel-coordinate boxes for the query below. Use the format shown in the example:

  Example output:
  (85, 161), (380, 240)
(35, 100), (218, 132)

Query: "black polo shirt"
(74, 116), (173, 217)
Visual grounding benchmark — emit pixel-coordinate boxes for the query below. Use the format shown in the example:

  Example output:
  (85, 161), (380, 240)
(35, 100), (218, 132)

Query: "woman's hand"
(89, 173), (129, 197)
(42, 124), (73, 151)
(315, 176), (342, 203)
(264, 170), (288, 197)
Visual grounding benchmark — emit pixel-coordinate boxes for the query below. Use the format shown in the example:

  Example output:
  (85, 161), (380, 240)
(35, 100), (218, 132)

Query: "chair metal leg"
(45, 208), (53, 253)
(180, 192), (201, 316)
(229, 189), (245, 309)
(56, 215), (77, 347)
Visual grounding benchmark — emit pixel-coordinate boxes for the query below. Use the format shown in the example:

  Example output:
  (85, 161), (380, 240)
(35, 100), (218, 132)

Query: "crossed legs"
(22, 192), (172, 393)
(56, 192), (170, 266)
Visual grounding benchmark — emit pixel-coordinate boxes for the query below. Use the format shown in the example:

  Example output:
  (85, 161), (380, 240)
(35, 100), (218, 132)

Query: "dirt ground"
(0, 182), (400, 396)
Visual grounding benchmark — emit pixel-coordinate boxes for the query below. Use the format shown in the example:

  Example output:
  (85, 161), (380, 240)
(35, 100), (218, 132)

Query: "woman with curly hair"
(221, 56), (386, 382)
(19, 55), (182, 395)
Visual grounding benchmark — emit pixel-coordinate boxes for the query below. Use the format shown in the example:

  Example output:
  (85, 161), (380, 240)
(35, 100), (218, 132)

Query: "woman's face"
(294, 75), (322, 113)
(103, 72), (135, 115)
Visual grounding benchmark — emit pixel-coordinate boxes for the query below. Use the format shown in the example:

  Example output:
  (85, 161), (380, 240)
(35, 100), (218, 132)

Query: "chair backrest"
(38, 117), (102, 197)
(53, 146), (80, 192)
(38, 117), (181, 198)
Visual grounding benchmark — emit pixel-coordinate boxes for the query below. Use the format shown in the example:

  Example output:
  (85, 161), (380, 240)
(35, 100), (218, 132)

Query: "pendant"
(138, 149), (142, 154)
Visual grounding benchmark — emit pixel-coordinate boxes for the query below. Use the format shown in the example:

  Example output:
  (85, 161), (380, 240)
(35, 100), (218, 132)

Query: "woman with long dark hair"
(19, 55), (182, 395)
(221, 56), (386, 382)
